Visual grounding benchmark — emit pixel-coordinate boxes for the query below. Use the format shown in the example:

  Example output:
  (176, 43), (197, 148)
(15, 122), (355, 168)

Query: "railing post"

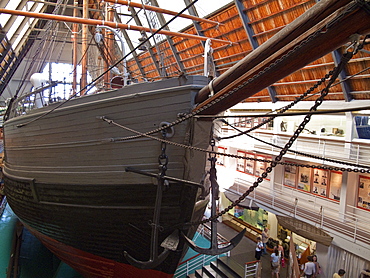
(256, 261), (261, 278)
(322, 140), (326, 163)
(294, 198), (298, 218)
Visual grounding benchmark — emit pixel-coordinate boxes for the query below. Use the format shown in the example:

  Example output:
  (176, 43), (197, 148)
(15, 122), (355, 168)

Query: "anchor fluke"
(123, 230), (179, 269)
(123, 248), (170, 269)
(182, 228), (246, 255)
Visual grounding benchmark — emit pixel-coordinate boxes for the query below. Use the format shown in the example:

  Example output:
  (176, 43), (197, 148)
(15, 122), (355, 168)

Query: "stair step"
(194, 270), (203, 278)
(202, 265), (223, 278)
(218, 256), (244, 277)
(210, 260), (241, 278)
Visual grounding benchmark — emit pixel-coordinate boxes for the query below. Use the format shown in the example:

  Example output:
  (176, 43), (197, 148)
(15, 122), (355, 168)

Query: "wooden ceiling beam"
(103, 0), (221, 26)
(331, 49), (353, 102)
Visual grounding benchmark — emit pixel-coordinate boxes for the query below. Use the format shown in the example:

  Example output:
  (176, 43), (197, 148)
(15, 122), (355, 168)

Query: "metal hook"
(345, 33), (361, 53)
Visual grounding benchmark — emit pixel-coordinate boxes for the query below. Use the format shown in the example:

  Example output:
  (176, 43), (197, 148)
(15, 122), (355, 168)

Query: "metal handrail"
(174, 252), (228, 277)
(220, 128), (370, 166)
(245, 260), (260, 278)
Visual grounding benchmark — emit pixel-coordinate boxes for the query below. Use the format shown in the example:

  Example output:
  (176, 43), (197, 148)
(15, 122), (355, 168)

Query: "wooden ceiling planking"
(245, 0), (315, 46)
(123, 0), (370, 102)
(241, 88), (271, 102)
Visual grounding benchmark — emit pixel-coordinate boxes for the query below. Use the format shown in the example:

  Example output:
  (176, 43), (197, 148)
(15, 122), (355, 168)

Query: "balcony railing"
(230, 179), (370, 249)
(220, 128), (370, 166)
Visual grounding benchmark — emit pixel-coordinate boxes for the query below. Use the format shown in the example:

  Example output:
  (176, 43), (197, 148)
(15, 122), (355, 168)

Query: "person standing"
(333, 269), (346, 278)
(270, 249), (280, 278)
(312, 255), (321, 277)
(277, 243), (285, 268)
(302, 255), (316, 278)
(255, 236), (264, 261)
(262, 228), (269, 255)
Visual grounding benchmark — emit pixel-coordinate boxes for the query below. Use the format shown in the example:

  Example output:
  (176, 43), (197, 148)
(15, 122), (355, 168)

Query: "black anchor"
(123, 174), (172, 269)
(182, 154), (245, 255)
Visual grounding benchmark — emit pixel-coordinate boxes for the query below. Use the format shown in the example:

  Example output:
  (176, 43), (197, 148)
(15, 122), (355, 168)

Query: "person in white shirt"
(302, 256), (316, 278)
(270, 249), (281, 278)
(255, 236), (264, 261)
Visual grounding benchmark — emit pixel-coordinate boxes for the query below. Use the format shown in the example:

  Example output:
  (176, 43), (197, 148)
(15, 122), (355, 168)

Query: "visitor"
(262, 228), (269, 255)
(312, 255), (321, 277)
(302, 255), (316, 278)
(270, 249), (280, 278)
(277, 242), (285, 268)
(333, 269), (346, 278)
(255, 236), (264, 261)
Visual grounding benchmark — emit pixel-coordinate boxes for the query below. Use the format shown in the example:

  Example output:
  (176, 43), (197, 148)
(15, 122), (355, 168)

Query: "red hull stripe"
(24, 224), (173, 278)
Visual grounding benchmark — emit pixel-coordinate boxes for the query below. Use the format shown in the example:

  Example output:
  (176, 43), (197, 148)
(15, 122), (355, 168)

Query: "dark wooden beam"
(234, 0), (277, 102)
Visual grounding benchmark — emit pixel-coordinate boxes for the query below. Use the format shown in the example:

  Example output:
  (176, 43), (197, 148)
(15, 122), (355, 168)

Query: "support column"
(344, 112), (355, 159)
(339, 171), (348, 221)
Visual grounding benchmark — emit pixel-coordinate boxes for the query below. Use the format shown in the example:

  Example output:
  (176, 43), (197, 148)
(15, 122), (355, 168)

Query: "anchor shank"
(210, 174), (218, 249)
(150, 177), (164, 261)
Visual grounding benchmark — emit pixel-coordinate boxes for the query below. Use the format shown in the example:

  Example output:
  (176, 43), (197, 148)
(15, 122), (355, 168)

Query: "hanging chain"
(158, 129), (169, 182)
(191, 49), (355, 226)
(208, 138), (220, 201)
(221, 120), (370, 170)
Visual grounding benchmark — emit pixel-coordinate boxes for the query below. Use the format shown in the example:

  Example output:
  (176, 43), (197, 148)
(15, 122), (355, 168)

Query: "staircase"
(193, 256), (245, 278)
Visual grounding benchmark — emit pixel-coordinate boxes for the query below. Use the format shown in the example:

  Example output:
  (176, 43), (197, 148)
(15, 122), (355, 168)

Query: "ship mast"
(80, 0), (88, 95)
(72, 0), (78, 95)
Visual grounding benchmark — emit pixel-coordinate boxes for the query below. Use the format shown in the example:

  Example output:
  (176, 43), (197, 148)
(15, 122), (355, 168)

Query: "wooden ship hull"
(3, 76), (212, 277)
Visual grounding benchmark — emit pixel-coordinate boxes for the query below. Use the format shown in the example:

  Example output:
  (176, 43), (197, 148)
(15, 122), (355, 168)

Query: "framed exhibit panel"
(245, 153), (255, 175)
(236, 150), (246, 172)
(255, 154), (271, 180)
(298, 167), (311, 192)
(284, 161), (297, 188)
(312, 168), (329, 197)
(217, 146), (227, 166)
(239, 117), (247, 128)
(358, 175), (370, 210)
(245, 117), (252, 128)
(329, 171), (342, 201)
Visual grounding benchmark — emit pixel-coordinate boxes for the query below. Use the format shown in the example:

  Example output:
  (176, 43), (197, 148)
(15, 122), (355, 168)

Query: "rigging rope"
(12, 0), (201, 127)
(100, 115), (370, 173)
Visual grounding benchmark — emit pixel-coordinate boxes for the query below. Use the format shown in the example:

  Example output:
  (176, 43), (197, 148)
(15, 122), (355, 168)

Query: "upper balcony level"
(215, 101), (370, 261)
